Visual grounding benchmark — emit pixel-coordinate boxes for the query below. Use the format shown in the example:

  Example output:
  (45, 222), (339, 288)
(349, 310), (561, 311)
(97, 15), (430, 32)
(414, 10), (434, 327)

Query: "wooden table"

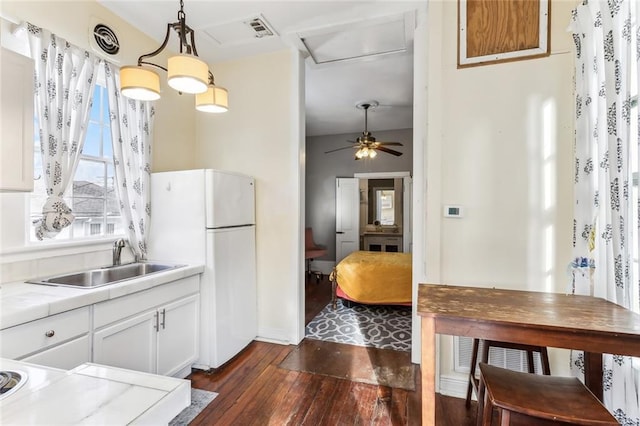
(417, 283), (640, 426)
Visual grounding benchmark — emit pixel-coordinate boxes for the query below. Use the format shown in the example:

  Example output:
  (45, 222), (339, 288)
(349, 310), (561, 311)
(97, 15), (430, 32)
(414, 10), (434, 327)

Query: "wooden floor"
(187, 273), (479, 425)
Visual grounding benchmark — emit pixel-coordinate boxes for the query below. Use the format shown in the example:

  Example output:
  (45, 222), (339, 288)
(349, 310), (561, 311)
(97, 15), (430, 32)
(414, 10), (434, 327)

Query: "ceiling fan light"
(195, 85), (229, 113)
(167, 55), (209, 94)
(369, 149), (377, 158)
(355, 149), (365, 159)
(120, 66), (161, 101)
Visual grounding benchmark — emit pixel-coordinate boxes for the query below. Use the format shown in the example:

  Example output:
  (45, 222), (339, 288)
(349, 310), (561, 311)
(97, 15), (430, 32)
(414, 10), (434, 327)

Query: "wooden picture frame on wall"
(458, 0), (550, 68)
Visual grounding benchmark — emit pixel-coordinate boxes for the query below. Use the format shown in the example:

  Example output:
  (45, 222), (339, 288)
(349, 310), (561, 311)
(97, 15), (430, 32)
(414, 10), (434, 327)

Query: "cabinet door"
(0, 47), (34, 192)
(22, 335), (90, 370)
(156, 295), (199, 377)
(93, 310), (158, 374)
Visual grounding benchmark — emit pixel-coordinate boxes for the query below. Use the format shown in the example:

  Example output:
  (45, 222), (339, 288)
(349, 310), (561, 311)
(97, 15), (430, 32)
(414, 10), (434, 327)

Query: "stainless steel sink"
(27, 262), (186, 289)
(0, 370), (27, 400)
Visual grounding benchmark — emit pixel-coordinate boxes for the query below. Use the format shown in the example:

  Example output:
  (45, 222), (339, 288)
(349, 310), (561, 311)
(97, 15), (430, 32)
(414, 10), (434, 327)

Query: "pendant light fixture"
(120, 0), (228, 112)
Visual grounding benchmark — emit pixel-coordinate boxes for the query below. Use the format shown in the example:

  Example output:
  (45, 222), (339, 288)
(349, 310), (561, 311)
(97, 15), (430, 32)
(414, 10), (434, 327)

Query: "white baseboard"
(439, 372), (471, 400)
(306, 260), (334, 276)
(256, 326), (291, 345)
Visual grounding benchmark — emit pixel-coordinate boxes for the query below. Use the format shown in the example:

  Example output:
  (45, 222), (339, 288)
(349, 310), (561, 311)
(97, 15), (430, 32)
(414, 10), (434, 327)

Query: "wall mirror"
(367, 179), (395, 225)
(361, 178), (403, 229)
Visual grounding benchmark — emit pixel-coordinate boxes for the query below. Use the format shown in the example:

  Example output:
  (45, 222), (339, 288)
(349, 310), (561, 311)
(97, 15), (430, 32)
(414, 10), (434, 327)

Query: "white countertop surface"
(0, 358), (190, 425)
(0, 264), (204, 330)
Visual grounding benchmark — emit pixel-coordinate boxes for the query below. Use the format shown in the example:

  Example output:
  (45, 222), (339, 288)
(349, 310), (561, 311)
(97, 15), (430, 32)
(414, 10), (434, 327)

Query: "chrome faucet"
(113, 239), (126, 266)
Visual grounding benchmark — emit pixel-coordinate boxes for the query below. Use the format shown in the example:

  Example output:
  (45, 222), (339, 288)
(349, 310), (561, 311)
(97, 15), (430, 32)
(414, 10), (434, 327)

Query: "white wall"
(0, 1), (195, 282)
(424, 0), (577, 391)
(195, 49), (304, 345)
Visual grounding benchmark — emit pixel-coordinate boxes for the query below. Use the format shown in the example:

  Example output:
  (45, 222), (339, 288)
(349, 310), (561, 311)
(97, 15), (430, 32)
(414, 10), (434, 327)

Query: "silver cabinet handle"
(154, 311), (159, 331)
(45, 330), (55, 338)
(160, 309), (166, 330)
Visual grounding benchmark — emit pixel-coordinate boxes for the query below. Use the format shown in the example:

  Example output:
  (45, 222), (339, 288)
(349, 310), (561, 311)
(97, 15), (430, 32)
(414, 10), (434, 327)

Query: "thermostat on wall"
(444, 205), (463, 218)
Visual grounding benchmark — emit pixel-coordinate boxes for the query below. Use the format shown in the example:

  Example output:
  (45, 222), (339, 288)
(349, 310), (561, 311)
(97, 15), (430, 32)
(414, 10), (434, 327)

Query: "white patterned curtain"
(103, 62), (153, 259)
(570, 0), (639, 423)
(27, 24), (99, 240)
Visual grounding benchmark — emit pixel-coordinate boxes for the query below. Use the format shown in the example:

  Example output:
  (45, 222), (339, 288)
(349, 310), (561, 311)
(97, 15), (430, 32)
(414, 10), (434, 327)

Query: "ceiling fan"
(324, 101), (403, 159)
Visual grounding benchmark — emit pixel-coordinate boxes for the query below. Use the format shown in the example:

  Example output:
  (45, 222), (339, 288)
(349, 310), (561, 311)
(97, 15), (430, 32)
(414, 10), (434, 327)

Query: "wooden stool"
(478, 362), (618, 426)
(466, 339), (551, 409)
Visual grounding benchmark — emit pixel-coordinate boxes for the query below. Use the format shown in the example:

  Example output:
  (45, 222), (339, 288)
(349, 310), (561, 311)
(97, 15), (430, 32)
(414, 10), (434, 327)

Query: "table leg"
(584, 352), (603, 400)
(421, 316), (436, 426)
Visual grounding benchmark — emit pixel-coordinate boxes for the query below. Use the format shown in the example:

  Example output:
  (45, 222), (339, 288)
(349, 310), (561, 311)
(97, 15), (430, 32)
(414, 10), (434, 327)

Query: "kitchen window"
(29, 77), (123, 242)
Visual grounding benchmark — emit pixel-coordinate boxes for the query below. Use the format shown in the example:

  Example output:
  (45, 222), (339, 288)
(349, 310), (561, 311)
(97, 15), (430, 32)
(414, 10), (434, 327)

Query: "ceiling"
(97, 1), (419, 137)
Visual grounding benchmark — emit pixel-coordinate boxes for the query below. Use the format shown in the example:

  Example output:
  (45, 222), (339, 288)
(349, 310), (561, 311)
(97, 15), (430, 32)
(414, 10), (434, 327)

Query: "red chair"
(305, 227), (327, 282)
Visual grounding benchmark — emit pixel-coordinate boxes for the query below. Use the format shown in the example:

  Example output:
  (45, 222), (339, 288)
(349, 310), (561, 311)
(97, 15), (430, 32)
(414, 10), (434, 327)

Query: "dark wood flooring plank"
(320, 376), (357, 424)
(189, 342), (291, 425)
(220, 365), (291, 424)
(263, 370), (309, 425)
(296, 375), (341, 425)
(185, 279), (479, 426)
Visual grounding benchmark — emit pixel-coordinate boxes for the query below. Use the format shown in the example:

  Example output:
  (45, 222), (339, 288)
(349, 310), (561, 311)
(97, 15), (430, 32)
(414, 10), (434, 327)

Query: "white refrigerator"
(148, 169), (256, 370)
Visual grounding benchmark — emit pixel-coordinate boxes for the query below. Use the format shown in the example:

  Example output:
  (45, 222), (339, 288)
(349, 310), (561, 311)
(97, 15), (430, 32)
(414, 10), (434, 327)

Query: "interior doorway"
(300, 6), (428, 364)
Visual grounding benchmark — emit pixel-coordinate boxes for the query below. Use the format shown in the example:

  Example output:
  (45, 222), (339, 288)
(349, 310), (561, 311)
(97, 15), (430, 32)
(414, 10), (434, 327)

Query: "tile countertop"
(0, 358), (190, 425)
(0, 264), (205, 330)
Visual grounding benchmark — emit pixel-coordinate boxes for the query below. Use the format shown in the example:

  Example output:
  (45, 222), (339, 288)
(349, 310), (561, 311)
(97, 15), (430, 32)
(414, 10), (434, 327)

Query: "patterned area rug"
(169, 388), (218, 425)
(305, 300), (412, 352)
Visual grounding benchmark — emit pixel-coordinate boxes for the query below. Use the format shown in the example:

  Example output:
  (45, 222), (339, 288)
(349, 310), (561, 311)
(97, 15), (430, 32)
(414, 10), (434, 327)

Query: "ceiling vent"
(247, 17), (274, 38)
(201, 14), (277, 47)
(88, 17), (121, 63)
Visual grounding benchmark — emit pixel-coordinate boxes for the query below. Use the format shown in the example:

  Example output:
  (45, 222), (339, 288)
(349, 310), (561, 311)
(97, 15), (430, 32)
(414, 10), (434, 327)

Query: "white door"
(93, 310), (157, 374)
(157, 294), (199, 376)
(335, 178), (360, 263)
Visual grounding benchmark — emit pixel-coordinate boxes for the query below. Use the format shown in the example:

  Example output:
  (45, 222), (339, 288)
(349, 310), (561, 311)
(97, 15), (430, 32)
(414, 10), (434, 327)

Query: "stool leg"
(476, 340), (490, 411)
(480, 382), (492, 426)
(500, 410), (510, 426)
(540, 347), (551, 375)
(466, 338), (480, 408)
(526, 351), (535, 374)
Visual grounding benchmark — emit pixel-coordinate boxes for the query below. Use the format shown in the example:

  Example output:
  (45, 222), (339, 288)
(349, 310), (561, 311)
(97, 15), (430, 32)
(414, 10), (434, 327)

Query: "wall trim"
(307, 259), (334, 276)
(354, 171), (411, 178)
(257, 327), (292, 345)
(439, 372), (470, 399)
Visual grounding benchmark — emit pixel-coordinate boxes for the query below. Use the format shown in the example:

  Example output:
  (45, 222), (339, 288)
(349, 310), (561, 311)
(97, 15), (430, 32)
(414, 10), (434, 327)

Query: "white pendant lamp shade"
(195, 85), (229, 113)
(120, 66), (161, 101)
(167, 55), (209, 94)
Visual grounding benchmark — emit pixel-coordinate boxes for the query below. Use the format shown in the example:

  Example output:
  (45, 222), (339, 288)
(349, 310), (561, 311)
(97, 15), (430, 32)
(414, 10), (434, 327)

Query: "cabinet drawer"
(0, 307), (90, 359)
(94, 275), (199, 329)
(21, 335), (90, 370)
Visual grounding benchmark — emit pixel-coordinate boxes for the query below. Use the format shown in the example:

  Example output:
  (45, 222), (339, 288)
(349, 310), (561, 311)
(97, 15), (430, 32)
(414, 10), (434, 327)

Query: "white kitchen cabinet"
(22, 335), (91, 370)
(92, 275), (200, 377)
(93, 310), (157, 374)
(1, 47), (34, 192)
(363, 234), (403, 252)
(157, 294), (199, 376)
(0, 307), (90, 370)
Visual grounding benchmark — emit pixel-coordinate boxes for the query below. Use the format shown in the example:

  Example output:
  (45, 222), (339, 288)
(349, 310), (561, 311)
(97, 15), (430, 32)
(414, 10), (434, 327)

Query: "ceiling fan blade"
(325, 145), (358, 154)
(376, 142), (403, 146)
(375, 146), (403, 156)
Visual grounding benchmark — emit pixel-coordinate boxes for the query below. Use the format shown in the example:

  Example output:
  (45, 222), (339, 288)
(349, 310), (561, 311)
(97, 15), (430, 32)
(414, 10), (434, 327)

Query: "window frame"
(28, 69), (124, 244)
